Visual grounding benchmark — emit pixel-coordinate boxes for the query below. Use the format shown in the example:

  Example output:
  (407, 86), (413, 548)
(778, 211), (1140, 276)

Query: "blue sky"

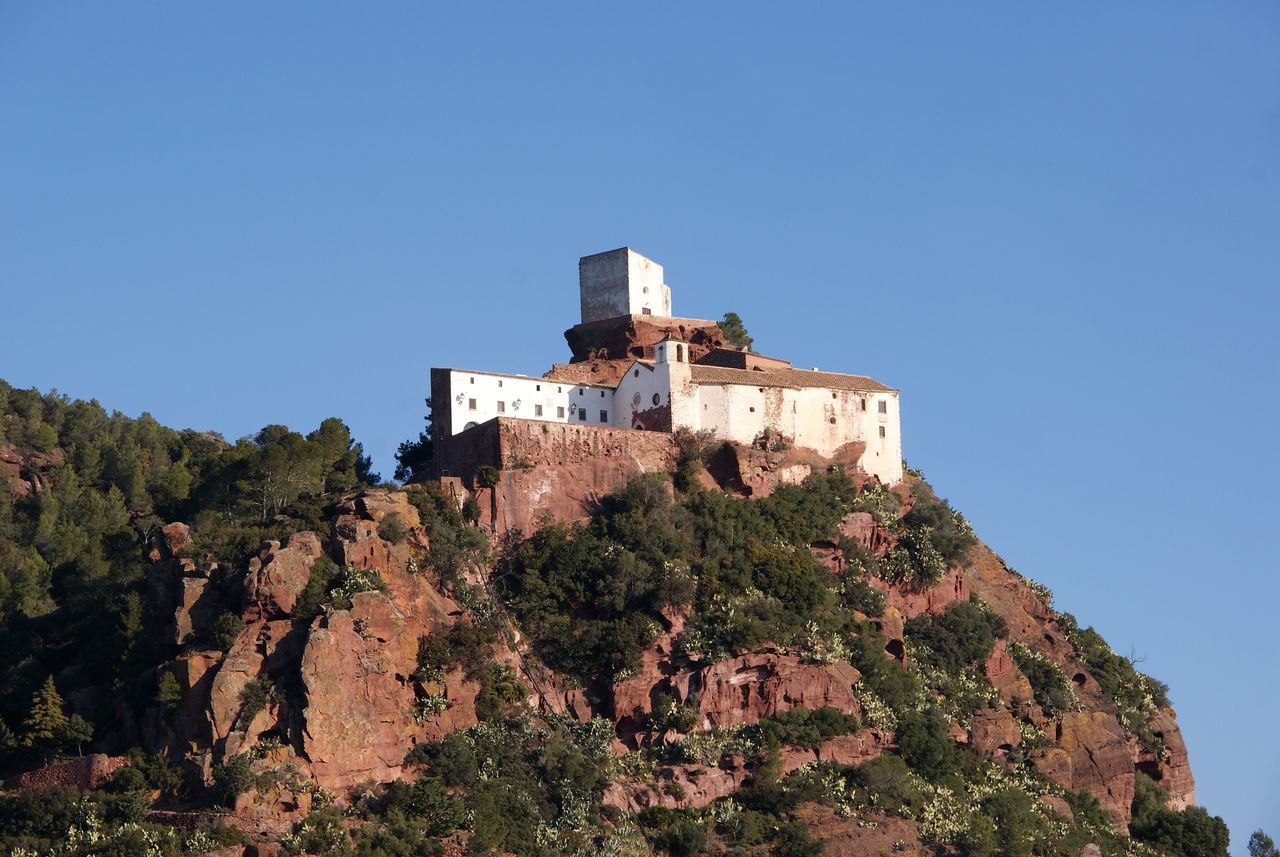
(2, 2), (1277, 846)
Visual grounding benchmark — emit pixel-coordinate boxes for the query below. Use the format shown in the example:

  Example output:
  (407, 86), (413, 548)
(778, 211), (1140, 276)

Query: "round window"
(652, 393), (661, 406)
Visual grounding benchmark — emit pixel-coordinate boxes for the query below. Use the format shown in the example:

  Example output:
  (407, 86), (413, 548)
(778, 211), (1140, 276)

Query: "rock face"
(966, 541), (1196, 826)
(244, 532), (323, 619)
(113, 469), (1200, 847)
(681, 654), (862, 730)
(560, 314), (727, 365)
(300, 592), (448, 790)
(1032, 711), (1135, 828)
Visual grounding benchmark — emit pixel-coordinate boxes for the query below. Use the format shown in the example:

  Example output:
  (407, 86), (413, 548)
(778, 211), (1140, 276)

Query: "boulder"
(244, 532), (323, 619)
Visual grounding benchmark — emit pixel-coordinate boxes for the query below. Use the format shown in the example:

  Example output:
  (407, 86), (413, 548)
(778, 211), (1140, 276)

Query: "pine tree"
(156, 671), (183, 711)
(718, 312), (754, 350)
(59, 714), (93, 756)
(23, 675), (68, 748)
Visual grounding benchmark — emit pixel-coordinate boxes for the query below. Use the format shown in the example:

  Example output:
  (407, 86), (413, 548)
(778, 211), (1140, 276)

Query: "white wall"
(579, 248), (672, 323)
(613, 362), (672, 428)
(677, 382), (903, 484)
(440, 367), (904, 485)
(443, 370), (616, 434)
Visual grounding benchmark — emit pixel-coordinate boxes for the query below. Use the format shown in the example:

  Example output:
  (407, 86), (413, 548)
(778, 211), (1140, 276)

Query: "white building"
(432, 249), (904, 485)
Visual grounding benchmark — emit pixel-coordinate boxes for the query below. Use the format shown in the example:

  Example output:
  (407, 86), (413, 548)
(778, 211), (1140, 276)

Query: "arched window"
(676, 344), (684, 362)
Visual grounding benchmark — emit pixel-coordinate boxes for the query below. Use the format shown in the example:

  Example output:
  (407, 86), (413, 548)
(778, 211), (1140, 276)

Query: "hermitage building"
(431, 248), (903, 486)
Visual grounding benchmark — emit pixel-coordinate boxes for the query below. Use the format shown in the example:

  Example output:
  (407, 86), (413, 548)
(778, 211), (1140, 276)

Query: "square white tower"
(578, 247), (673, 324)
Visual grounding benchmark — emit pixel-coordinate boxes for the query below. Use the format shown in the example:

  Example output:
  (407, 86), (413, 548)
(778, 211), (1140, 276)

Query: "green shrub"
(235, 677), (273, 730)
(902, 478), (975, 567)
(1008, 643), (1074, 715)
(749, 706), (861, 750)
(209, 611), (244, 651)
(905, 598), (1006, 675)
(1130, 772), (1229, 857)
(894, 708), (960, 782)
(377, 511), (409, 544)
(849, 754), (923, 814)
(639, 806), (708, 857)
(209, 754), (254, 808)
(477, 465), (501, 488)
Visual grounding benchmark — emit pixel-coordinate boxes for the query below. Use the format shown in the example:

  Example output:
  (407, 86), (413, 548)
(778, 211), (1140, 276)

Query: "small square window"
(470, 377), (475, 384)
(468, 398), (477, 410)
(878, 400), (887, 414)
(879, 426), (886, 438)
(536, 384), (541, 391)
(860, 399), (867, 411)
(497, 401), (505, 413)
(557, 407), (565, 418)
(600, 410), (608, 422)
(535, 404), (543, 416)
(578, 410), (587, 421)
(498, 380), (503, 388)
(557, 387), (562, 393)
(578, 389), (584, 396)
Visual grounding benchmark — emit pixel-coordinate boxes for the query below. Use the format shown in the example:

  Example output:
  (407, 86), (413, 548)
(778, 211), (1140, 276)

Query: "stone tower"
(578, 247), (673, 324)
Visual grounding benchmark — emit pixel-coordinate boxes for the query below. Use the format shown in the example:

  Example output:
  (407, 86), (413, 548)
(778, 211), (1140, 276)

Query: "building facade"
(432, 249), (904, 485)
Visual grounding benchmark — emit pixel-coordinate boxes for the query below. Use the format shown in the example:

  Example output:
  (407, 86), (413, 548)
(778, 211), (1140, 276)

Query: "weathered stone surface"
(839, 511), (895, 556)
(871, 567), (969, 619)
(244, 532), (323, 619)
(1032, 711), (1134, 829)
(209, 622), (267, 742)
(968, 706), (1021, 758)
(1142, 709), (1195, 811)
(794, 803), (927, 857)
(605, 754), (755, 811)
(680, 653), (862, 730)
(4, 754), (126, 791)
(559, 314), (727, 365)
(985, 639), (1034, 706)
(333, 490), (428, 572)
(299, 592), (478, 791)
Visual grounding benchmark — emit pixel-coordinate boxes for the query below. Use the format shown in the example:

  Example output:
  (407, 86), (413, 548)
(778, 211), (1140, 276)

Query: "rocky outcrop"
(299, 592), (477, 791)
(871, 566), (969, 619)
(333, 490), (427, 572)
(985, 639), (1034, 706)
(559, 314), (727, 365)
(1032, 710), (1134, 828)
(967, 706), (1022, 759)
(244, 532), (323, 619)
(1143, 709), (1195, 811)
(681, 654), (862, 730)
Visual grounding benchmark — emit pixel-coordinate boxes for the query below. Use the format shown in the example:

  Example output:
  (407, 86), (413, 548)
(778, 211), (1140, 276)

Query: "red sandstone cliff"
(10, 436), (1194, 853)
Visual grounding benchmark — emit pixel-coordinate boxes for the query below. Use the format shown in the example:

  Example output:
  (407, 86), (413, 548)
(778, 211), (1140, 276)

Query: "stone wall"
(495, 419), (676, 471)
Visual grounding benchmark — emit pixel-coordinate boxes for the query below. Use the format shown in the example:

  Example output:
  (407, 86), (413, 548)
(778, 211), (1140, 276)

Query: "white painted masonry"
(578, 247), (673, 324)
(433, 251), (905, 485)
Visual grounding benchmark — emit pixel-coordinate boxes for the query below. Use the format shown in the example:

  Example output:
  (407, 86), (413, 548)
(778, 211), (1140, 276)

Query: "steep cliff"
(0, 381), (1227, 856)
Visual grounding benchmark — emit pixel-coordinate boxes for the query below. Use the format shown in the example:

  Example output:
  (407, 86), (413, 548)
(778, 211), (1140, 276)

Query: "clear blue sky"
(2, 3), (1277, 846)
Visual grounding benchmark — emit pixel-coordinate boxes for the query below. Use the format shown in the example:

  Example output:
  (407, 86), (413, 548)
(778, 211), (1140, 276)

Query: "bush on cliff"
(905, 598), (1007, 675)
(1130, 772), (1230, 857)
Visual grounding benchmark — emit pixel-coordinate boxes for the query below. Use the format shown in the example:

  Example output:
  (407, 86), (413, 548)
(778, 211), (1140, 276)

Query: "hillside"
(0, 379), (1234, 857)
